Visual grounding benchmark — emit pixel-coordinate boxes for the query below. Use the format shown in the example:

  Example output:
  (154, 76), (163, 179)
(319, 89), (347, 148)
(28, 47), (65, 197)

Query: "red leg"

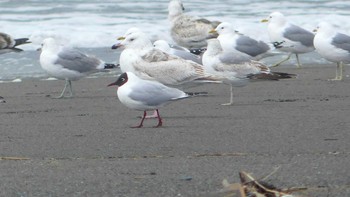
(154, 109), (163, 128)
(144, 110), (158, 119)
(131, 111), (146, 128)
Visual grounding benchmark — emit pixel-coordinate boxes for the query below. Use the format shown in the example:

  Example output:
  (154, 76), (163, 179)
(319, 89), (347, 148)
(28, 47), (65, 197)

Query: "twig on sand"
(0, 156), (30, 160)
(221, 169), (308, 197)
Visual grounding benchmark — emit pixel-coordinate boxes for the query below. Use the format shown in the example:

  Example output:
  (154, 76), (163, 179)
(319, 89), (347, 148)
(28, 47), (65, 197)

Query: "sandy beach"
(0, 65), (349, 196)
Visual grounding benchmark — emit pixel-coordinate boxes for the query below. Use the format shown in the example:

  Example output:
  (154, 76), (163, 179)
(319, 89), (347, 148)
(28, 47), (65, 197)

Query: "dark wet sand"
(0, 65), (349, 197)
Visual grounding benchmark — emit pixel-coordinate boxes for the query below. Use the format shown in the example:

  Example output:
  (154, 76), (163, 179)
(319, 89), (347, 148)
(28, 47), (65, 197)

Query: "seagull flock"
(2, 0), (350, 127)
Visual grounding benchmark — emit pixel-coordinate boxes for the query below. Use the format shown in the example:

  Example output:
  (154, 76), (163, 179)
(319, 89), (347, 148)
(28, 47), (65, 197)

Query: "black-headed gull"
(314, 22), (350, 80)
(0, 32), (30, 54)
(168, 0), (220, 49)
(261, 12), (315, 68)
(203, 39), (296, 105)
(108, 72), (201, 128)
(40, 37), (117, 98)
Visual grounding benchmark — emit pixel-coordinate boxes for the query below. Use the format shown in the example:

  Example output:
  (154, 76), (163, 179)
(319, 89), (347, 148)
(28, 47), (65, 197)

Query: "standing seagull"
(261, 12), (315, 68)
(168, 0), (220, 49)
(210, 22), (274, 60)
(0, 32), (30, 54)
(314, 22), (350, 80)
(40, 37), (117, 98)
(108, 72), (199, 128)
(203, 39), (295, 105)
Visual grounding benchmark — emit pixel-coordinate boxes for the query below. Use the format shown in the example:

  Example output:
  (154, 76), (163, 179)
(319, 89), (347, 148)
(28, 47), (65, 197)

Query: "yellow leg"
(52, 79), (73, 99)
(330, 62), (343, 81)
(221, 85), (234, 106)
(271, 53), (292, 67)
(339, 62), (344, 80)
(295, 54), (302, 68)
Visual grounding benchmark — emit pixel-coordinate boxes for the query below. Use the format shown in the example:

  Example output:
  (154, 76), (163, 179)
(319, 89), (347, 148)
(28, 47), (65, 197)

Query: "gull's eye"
(130, 38), (135, 42)
(221, 27), (224, 29)
(121, 77), (126, 81)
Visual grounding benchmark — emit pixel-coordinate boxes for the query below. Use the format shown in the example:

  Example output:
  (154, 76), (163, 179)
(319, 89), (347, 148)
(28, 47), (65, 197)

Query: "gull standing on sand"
(261, 12), (315, 68)
(153, 39), (202, 64)
(314, 22), (350, 80)
(40, 37), (117, 98)
(108, 72), (200, 128)
(168, 0), (220, 49)
(210, 22), (276, 60)
(203, 39), (295, 105)
(0, 32), (30, 54)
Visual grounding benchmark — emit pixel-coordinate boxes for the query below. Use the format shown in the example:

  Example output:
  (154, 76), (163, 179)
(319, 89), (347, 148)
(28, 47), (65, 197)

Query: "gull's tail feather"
(14, 38), (31, 47)
(271, 71), (297, 79)
(10, 48), (23, 52)
(104, 63), (119, 69)
(248, 72), (297, 81)
(189, 48), (206, 55)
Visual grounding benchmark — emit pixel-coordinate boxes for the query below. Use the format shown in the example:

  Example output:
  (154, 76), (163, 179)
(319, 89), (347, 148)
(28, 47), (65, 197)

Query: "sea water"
(1, 0), (350, 80)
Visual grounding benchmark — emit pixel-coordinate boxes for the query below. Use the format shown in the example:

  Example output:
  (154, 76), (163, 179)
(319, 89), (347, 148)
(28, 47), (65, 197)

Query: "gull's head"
(112, 27), (143, 50)
(214, 22), (235, 35)
(313, 22), (334, 34)
(108, 72), (128, 88)
(261, 12), (286, 25)
(153, 40), (171, 51)
(123, 27), (142, 37)
(108, 72), (138, 88)
(168, 0), (184, 20)
(120, 31), (152, 50)
(41, 37), (60, 52)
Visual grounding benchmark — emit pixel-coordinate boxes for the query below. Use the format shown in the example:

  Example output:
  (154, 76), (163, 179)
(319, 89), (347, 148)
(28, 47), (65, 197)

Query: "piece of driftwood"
(222, 170), (308, 197)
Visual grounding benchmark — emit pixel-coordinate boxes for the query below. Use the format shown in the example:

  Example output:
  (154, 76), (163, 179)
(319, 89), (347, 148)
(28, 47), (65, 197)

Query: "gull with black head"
(108, 72), (202, 128)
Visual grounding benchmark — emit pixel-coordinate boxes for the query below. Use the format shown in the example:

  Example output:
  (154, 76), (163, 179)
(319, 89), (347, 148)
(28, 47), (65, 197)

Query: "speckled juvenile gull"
(202, 39), (295, 105)
(40, 37), (117, 98)
(112, 30), (219, 86)
(314, 22), (350, 80)
(0, 32), (30, 54)
(210, 22), (279, 60)
(261, 12), (315, 68)
(108, 72), (202, 128)
(153, 40), (202, 64)
(168, 0), (220, 49)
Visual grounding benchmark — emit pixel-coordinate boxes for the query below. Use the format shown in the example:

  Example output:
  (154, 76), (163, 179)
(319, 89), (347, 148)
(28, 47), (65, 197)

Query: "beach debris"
(180, 176), (193, 181)
(0, 96), (6, 103)
(0, 156), (30, 160)
(221, 170), (308, 197)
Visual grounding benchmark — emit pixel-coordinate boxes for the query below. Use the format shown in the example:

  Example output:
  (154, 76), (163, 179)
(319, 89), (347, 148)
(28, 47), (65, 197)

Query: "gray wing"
(129, 82), (186, 106)
(170, 44), (189, 51)
(235, 36), (270, 57)
(218, 51), (252, 64)
(55, 48), (101, 73)
(332, 33), (350, 53)
(283, 24), (314, 47)
(172, 49), (201, 64)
